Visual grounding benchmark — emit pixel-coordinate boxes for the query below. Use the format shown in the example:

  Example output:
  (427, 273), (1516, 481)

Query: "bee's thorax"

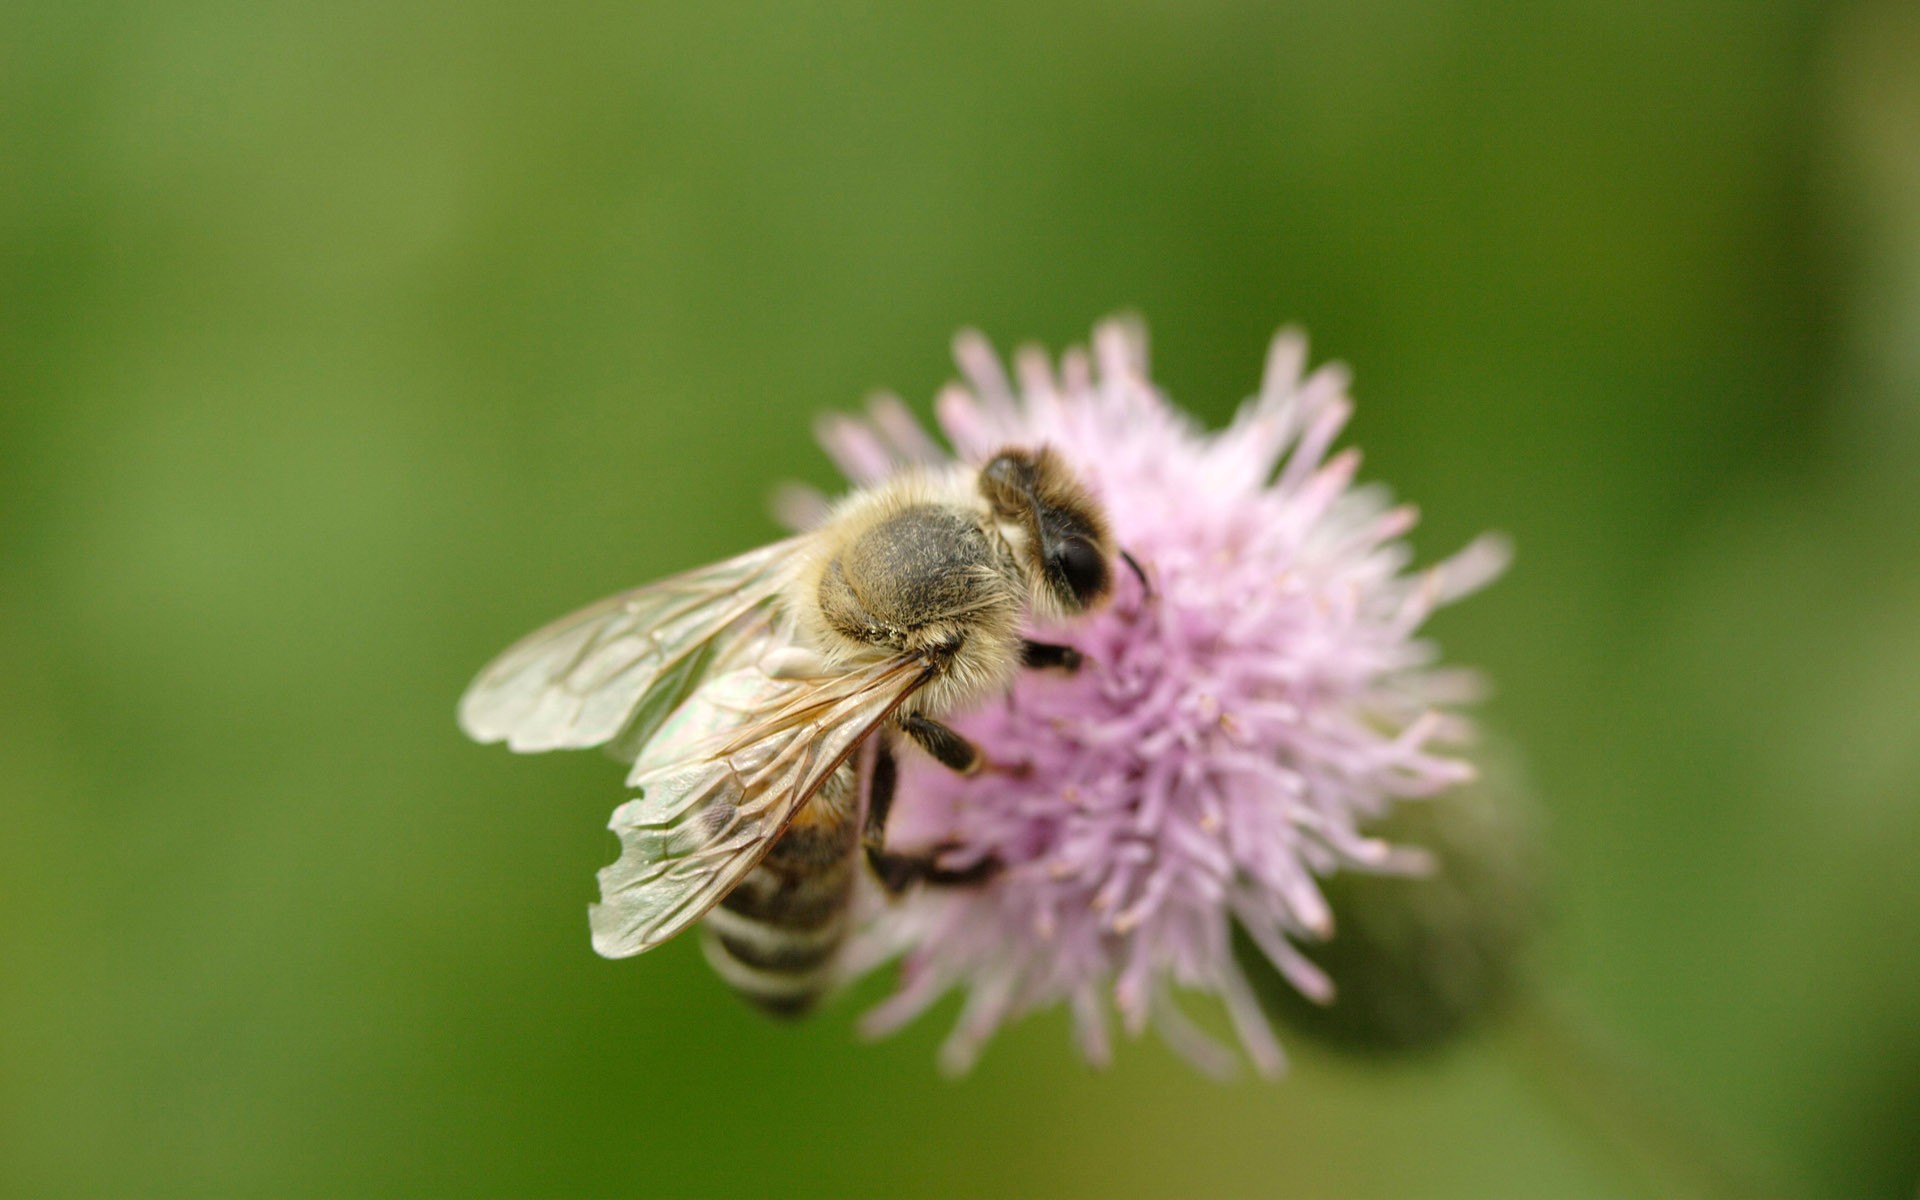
(788, 471), (1026, 717)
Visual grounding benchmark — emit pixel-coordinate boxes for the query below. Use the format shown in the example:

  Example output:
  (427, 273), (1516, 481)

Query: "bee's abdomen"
(700, 772), (859, 1018)
(701, 884), (848, 1017)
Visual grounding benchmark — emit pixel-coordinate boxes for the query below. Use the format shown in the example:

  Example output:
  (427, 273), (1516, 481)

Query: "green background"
(5, 2), (1917, 1196)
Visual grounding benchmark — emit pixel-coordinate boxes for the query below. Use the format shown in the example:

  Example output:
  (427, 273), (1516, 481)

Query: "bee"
(458, 446), (1130, 1015)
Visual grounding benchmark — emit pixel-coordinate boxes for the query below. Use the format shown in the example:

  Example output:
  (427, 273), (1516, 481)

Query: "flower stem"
(1500, 989), (1799, 1200)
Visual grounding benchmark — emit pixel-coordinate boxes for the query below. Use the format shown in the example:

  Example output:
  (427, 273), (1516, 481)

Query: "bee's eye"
(1049, 537), (1109, 608)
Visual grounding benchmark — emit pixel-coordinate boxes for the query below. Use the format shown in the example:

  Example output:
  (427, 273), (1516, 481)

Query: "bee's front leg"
(900, 709), (1035, 780)
(1020, 639), (1083, 672)
(863, 733), (1002, 895)
(899, 711), (986, 775)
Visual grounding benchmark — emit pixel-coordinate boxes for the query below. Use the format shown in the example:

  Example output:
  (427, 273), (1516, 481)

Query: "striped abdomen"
(699, 761), (859, 1017)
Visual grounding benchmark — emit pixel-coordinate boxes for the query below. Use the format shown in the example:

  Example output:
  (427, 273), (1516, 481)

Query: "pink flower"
(803, 319), (1508, 1077)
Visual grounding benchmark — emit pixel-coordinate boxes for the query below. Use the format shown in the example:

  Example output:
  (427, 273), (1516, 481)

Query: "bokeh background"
(5, 2), (1917, 1197)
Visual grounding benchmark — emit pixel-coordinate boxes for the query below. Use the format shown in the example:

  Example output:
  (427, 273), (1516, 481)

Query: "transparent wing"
(457, 538), (801, 754)
(588, 654), (932, 958)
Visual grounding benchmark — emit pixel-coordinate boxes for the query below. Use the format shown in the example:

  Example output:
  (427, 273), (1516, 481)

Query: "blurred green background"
(5, 1), (1917, 1196)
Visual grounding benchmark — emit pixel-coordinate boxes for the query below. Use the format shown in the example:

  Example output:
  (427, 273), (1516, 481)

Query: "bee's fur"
(791, 464), (1026, 716)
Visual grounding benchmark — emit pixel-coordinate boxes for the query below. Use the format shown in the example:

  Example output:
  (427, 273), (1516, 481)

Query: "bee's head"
(979, 446), (1115, 617)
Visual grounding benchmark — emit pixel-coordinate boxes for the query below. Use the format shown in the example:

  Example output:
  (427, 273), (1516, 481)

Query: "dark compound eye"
(1049, 537), (1109, 608)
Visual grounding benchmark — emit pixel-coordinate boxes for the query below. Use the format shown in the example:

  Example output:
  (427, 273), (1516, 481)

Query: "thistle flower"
(801, 319), (1509, 1077)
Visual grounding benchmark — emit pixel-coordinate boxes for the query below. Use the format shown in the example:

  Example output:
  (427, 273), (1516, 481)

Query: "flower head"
(802, 319), (1508, 1077)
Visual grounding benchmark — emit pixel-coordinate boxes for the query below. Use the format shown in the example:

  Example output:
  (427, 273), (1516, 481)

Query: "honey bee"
(458, 446), (1131, 1015)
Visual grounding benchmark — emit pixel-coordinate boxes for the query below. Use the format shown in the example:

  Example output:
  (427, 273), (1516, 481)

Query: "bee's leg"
(863, 733), (1003, 894)
(861, 733), (906, 888)
(899, 712), (985, 775)
(876, 849), (1003, 893)
(1020, 640), (1083, 672)
(901, 711), (1033, 778)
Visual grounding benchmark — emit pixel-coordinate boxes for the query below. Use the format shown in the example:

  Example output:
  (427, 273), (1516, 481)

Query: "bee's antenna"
(1119, 549), (1152, 599)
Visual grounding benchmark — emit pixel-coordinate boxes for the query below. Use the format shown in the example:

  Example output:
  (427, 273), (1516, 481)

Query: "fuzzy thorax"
(782, 466), (1029, 718)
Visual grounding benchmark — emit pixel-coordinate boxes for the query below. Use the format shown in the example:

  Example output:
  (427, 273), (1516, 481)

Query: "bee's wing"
(457, 538), (802, 754)
(589, 653), (932, 958)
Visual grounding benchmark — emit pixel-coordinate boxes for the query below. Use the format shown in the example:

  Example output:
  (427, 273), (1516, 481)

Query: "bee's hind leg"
(863, 733), (1003, 895)
(867, 845), (1002, 895)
